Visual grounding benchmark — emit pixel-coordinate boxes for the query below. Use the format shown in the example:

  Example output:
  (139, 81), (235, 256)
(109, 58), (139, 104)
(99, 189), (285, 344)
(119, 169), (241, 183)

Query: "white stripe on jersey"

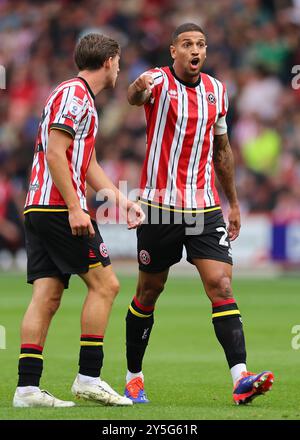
(72, 110), (93, 204)
(211, 77), (222, 121)
(39, 102), (53, 205)
(142, 70), (170, 201)
(27, 146), (40, 206)
(42, 171), (53, 206)
(93, 112), (98, 139)
(205, 77), (225, 205)
(150, 70), (164, 86)
(163, 81), (189, 206)
(224, 88), (229, 113)
(204, 127), (215, 206)
(28, 160), (40, 206)
(53, 86), (76, 125)
(39, 86), (72, 206)
(185, 81), (208, 209)
(49, 80), (86, 107)
(28, 104), (52, 206)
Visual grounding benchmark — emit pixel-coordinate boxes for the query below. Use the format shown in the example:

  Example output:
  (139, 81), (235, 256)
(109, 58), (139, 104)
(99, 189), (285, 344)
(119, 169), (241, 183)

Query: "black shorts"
(25, 211), (111, 288)
(137, 205), (232, 273)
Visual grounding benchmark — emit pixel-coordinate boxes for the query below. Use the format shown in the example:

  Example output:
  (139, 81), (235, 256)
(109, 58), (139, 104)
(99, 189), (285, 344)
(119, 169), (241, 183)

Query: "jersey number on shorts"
(216, 227), (229, 247)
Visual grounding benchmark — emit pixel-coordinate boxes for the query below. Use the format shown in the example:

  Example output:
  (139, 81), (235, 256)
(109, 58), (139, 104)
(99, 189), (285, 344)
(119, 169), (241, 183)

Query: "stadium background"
(0, 0), (300, 421)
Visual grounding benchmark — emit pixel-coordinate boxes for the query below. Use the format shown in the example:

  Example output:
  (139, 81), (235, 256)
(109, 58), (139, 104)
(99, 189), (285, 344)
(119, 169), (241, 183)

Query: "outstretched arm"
(127, 74), (154, 106)
(213, 133), (240, 241)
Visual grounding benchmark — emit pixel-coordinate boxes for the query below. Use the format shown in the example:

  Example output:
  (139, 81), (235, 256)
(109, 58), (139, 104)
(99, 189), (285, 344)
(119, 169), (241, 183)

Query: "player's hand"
(126, 201), (146, 229)
(227, 205), (241, 241)
(68, 206), (95, 237)
(133, 74), (154, 94)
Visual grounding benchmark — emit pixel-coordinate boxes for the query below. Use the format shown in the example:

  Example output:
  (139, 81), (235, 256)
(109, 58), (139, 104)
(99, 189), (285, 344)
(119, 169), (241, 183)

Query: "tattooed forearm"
(213, 133), (239, 207)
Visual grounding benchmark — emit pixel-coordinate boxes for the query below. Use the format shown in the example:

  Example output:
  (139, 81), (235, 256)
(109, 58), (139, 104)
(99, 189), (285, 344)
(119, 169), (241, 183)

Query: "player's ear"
(170, 45), (176, 60)
(104, 57), (113, 69)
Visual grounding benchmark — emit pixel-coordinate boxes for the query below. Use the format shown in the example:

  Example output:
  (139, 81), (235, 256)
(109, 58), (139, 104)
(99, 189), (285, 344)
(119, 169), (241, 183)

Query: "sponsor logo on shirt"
(168, 89), (178, 99)
(69, 96), (84, 116)
(63, 114), (80, 124)
(29, 183), (40, 192)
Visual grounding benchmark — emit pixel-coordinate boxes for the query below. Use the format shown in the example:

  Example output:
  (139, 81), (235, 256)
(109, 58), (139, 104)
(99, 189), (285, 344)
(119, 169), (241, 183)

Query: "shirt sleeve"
(49, 84), (88, 138)
(214, 83), (229, 135)
(143, 68), (164, 100)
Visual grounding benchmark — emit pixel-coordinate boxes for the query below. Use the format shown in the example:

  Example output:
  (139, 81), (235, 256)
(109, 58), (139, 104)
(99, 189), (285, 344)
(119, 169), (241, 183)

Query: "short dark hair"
(172, 23), (205, 43)
(74, 33), (120, 71)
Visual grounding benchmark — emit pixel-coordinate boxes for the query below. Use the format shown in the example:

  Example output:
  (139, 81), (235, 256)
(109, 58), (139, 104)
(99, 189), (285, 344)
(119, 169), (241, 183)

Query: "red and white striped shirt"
(140, 66), (228, 210)
(24, 77), (98, 213)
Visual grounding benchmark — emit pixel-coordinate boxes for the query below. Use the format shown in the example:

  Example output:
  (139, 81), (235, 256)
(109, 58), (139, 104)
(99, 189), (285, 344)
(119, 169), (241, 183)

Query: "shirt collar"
(169, 66), (201, 88)
(77, 76), (95, 100)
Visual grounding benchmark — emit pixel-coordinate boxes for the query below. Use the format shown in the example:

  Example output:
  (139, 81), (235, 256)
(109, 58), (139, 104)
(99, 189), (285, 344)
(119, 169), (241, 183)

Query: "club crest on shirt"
(206, 92), (216, 105)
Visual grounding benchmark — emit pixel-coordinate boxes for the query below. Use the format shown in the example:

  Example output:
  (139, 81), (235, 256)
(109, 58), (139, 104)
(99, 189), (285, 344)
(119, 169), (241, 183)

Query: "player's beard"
(185, 66), (201, 81)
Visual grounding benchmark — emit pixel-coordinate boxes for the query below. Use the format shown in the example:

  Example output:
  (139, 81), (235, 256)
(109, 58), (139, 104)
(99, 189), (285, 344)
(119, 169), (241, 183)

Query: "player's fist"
(227, 204), (241, 241)
(133, 74), (154, 94)
(126, 201), (146, 229)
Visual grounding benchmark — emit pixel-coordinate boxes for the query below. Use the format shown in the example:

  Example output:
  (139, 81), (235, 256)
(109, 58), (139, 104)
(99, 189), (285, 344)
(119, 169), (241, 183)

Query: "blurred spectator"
(0, 167), (23, 252)
(240, 118), (281, 175)
(236, 66), (283, 121)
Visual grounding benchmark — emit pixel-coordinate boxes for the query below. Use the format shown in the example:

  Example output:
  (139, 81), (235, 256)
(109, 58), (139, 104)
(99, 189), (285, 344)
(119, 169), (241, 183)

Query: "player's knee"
(136, 279), (165, 305)
(93, 276), (120, 302)
(207, 274), (232, 301)
(43, 296), (61, 316)
(109, 277), (120, 298)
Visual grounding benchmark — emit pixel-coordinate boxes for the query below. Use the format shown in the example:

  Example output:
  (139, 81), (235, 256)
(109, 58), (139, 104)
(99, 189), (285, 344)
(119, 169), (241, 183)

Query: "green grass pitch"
(0, 273), (300, 420)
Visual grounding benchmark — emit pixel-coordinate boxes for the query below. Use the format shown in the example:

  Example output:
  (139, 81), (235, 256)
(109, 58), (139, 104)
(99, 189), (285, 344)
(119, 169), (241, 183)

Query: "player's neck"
(77, 71), (106, 97)
(172, 63), (200, 85)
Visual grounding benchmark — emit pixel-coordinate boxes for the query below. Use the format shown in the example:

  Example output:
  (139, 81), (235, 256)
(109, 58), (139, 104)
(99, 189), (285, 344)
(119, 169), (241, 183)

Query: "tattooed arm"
(213, 133), (241, 241)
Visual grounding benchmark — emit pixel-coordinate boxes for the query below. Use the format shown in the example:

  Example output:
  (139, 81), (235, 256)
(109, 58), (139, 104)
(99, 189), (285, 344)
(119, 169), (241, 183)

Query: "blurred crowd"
(0, 0), (300, 255)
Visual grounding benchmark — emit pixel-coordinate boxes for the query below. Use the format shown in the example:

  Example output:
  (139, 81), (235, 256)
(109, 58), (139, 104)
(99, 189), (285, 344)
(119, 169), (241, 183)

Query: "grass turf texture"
(0, 273), (299, 420)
